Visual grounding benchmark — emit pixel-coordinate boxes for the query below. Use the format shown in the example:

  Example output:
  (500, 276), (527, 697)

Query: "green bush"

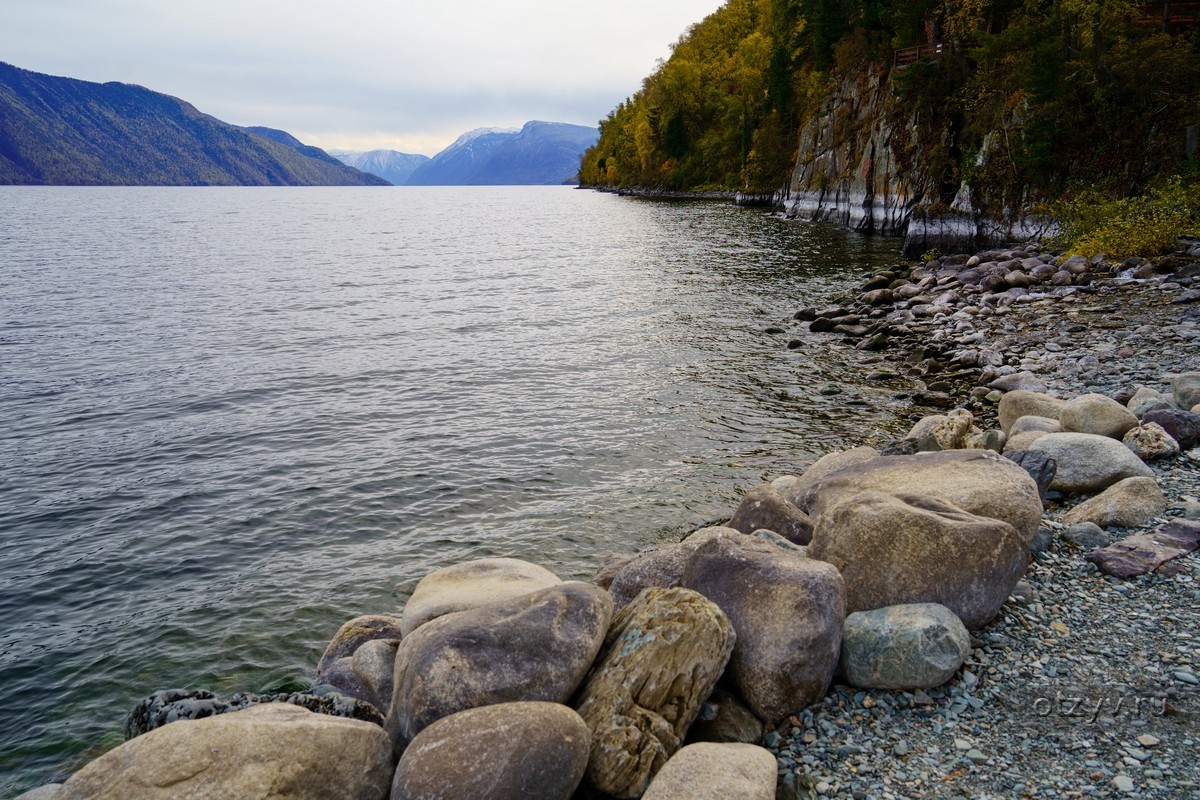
(1045, 177), (1200, 258)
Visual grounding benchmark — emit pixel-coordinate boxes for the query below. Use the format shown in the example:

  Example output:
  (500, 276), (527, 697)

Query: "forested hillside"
(0, 63), (388, 186)
(580, 0), (1200, 208)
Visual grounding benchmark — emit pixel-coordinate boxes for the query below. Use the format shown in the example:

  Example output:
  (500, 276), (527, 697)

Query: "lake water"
(0, 186), (902, 793)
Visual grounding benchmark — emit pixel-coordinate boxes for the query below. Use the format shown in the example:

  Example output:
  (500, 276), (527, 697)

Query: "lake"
(0, 186), (902, 793)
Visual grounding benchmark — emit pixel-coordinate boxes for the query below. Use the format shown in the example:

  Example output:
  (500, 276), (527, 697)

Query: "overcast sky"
(2, 1), (727, 155)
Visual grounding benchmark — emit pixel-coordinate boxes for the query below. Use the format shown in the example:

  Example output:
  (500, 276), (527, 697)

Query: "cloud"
(1, 0), (725, 154)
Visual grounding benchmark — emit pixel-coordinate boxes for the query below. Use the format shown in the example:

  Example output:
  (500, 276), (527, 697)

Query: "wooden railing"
(893, 43), (946, 68)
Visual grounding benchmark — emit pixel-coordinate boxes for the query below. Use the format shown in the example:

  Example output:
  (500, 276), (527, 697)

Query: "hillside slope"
(0, 62), (388, 186)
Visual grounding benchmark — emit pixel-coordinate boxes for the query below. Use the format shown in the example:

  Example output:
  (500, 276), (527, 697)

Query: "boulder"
(840, 604), (971, 690)
(907, 409), (983, 451)
(1059, 393), (1139, 439)
(1171, 371), (1200, 410)
(772, 447), (880, 504)
(317, 615), (403, 675)
(59, 704), (391, 800)
(1092, 475), (1164, 526)
(1123, 423), (1180, 461)
(313, 655), (375, 706)
(809, 492), (1028, 630)
(1004, 430), (1051, 452)
(387, 582), (612, 753)
(727, 484), (813, 544)
(608, 528), (734, 610)
(998, 391), (1066, 435)
(1001, 450), (1057, 498)
(1127, 387), (1175, 419)
(400, 558), (562, 636)
(750, 528), (808, 555)
(391, 702), (589, 800)
(1064, 522), (1109, 550)
(1141, 409), (1200, 450)
(640, 743), (777, 800)
(793, 450), (1043, 546)
(680, 532), (845, 723)
(1086, 520), (1200, 578)
(574, 587), (735, 798)
(352, 639), (400, 713)
(590, 553), (639, 590)
(1029, 433), (1155, 493)
(13, 787), (61, 800)
(1010, 415), (1063, 437)
(988, 372), (1050, 394)
(685, 689), (764, 745)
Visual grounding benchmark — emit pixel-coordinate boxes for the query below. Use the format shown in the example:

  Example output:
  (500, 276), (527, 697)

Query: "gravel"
(770, 245), (1200, 799)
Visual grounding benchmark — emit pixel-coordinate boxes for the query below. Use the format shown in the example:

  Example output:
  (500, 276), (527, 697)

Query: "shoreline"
(17, 240), (1200, 800)
(763, 242), (1200, 798)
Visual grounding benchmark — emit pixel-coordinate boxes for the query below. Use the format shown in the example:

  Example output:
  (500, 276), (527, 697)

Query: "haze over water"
(0, 186), (902, 793)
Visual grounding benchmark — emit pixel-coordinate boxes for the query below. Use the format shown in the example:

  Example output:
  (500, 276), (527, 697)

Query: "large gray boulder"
(57, 704), (391, 800)
(793, 449), (1043, 546)
(387, 582), (611, 753)
(1059, 393), (1139, 439)
(640, 743), (777, 800)
(727, 484), (813, 544)
(1171, 371), (1200, 410)
(391, 702), (589, 800)
(1127, 387), (1175, 419)
(681, 532), (845, 724)
(1009, 415), (1063, 437)
(400, 558), (562, 636)
(998, 391), (1066, 435)
(575, 587), (735, 799)
(840, 604), (971, 690)
(809, 492), (1028, 630)
(1062, 477), (1167, 529)
(773, 447), (880, 504)
(1029, 433), (1155, 493)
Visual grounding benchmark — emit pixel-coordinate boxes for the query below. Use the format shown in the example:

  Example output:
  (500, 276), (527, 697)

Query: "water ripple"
(0, 186), (902, 793)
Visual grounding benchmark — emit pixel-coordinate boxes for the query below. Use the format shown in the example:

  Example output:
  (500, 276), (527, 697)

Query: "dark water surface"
(0, 186), (901, 792)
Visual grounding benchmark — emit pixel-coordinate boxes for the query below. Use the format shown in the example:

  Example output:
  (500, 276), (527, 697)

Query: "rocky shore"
(18, 239), (1200, 800)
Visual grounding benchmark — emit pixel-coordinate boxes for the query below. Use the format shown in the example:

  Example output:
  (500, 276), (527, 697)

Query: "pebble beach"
(770, 239), (1200, 800)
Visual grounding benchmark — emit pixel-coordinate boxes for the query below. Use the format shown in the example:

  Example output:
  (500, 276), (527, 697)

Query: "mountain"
(0, 62), (387, 186)
(328, 149), (430, 186)
(405, 121), (599, 186)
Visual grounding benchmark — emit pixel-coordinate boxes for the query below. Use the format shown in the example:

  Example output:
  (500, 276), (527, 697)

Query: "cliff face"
(781, 68), (1051, 256)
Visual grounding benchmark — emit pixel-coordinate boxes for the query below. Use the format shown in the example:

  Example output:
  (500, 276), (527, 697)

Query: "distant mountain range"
(0, 61), (598, 187)
(327, 149), (430, 186)
(405, 121), (599, 186)
(0, 62), (386, 186)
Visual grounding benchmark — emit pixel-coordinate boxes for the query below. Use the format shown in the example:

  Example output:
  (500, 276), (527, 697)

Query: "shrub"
(1045, 177), (1200, 258)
